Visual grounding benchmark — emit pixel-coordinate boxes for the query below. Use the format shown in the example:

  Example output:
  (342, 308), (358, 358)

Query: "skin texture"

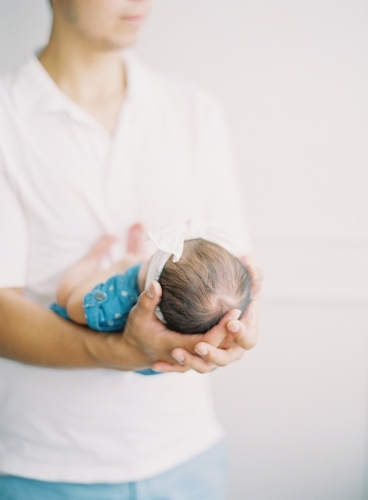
(0, 0), (262, 373)
(56, 236), (142, 324)
(0, 286), (207, 371)
(40, 0), (154, 134)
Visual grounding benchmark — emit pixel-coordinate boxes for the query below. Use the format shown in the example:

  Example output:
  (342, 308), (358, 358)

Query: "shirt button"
(94, 291), (107, 301)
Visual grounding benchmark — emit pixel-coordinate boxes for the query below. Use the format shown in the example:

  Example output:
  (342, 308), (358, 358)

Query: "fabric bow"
(144, 218), (243, 294)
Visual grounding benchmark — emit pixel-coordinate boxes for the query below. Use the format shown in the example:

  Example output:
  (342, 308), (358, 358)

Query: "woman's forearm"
(0, 288), (144, 369)
(0, 285), (209, 372)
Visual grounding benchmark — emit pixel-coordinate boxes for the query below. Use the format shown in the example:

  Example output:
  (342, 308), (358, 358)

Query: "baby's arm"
(55, 235), (141, 325)
(56, 235), (116, 307)
(65, 254), (142, 324)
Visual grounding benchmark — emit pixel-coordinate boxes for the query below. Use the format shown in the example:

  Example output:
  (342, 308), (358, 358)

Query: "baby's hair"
(158, 239), (251, 334)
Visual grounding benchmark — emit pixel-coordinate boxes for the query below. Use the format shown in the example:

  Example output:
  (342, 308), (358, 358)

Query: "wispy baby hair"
(158, 239), (251, 334)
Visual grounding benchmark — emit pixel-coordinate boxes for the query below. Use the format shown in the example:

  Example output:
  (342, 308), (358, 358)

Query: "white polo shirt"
(0, 52), (251, 482)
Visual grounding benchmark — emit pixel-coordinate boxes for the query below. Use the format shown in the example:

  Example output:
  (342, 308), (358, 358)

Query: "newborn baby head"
(158, 239), (251, 334)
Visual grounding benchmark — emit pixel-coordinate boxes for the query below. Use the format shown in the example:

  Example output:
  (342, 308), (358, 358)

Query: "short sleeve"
(0, 162), (29, 287)
(197, 96), (253, 255)
(83, 266), (141, 332)
(83, 280), (128, 332)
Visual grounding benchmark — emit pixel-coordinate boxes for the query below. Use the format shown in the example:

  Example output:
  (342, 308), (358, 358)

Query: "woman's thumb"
(136, 281), (162, 315)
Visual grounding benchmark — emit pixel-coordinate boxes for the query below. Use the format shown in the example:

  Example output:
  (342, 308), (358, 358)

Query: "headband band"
(144, 218), (243, 323)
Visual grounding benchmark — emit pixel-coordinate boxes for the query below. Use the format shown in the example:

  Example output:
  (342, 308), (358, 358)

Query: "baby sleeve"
(83, 265), (141, 332)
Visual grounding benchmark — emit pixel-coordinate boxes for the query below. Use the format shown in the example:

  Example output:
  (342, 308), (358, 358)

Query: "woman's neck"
(39, 27), (126, 135)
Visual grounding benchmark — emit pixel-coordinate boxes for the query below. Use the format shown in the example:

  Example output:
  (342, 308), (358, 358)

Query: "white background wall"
(1, 1), (367, 498)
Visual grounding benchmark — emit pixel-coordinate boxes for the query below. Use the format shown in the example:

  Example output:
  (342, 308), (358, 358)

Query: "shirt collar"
(10, 48), (146, 120)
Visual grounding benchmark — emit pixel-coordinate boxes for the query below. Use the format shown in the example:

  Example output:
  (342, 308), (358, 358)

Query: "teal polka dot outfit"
(50, 265), (159, 376)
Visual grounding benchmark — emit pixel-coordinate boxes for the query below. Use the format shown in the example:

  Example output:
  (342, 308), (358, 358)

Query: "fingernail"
(172, 354), (185, 364)
(195, 347), (208, 357)
(227, 321), (240, 333)
(232, 309), (242, 320)
(145, 282), (155, 299)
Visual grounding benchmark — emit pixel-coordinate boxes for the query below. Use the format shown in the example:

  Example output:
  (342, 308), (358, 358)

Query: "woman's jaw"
(50, 0), (154, 51)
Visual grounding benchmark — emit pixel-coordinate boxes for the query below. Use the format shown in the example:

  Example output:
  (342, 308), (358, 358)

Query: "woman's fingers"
(152, 354), (215, 374)
(163, 341), (244, 373)
(151, 361), (190, 373)
(201, 308), (241, 347)
(239, 254), (263, 297)
(154, 302), (257, 373)
(193, 342), (244, 367)
(168, 348), (217, 373)
(227, 302), (259, 350)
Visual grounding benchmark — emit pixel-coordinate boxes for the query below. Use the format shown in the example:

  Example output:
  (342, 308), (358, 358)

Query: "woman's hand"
(151, 255), (263, 373)
(122, 223), (263, 374)
(103, 281), (207, 370)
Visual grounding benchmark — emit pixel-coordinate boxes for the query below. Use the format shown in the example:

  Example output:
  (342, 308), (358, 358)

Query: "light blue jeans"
(0, 442), (227, 500)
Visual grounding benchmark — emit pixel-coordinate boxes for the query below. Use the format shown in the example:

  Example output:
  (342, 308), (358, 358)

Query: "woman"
(0, 1), (261, 498)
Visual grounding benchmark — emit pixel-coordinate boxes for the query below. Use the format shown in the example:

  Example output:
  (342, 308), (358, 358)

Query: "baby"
(51, 219), (251, 371)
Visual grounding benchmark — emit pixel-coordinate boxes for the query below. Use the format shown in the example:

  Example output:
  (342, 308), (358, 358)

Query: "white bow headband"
(144, 218), (243, 301)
